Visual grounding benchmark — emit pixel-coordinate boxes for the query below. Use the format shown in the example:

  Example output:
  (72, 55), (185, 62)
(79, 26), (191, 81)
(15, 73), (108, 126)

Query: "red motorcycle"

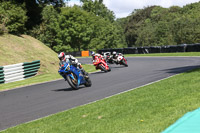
(93, 56), (111, 72)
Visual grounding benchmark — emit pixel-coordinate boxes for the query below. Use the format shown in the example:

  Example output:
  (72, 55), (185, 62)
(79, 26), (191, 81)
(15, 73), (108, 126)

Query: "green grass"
(0, 64), (97, 91)
(125, 52), (200, 57)
(82, 64), (97, 73)
(2, 68), (200, 133)
(1, 34), (200, 132)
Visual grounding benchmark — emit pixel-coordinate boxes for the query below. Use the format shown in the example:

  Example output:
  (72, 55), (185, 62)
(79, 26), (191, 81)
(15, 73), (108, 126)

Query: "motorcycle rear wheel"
(66, 75), (78, 90)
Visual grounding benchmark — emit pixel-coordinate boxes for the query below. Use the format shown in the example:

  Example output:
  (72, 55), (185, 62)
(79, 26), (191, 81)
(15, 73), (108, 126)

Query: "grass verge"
(0, 64), (97, 91)
(2, 67), (200, 133)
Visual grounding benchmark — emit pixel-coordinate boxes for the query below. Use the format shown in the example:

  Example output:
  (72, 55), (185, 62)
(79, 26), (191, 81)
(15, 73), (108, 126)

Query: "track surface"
(0, 57), (200, 131)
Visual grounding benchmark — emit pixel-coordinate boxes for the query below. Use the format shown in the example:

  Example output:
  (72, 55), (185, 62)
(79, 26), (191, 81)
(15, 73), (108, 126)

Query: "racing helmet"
(58, 52), (65, 61)
(91, 51), (95, 56)
(112, 51), (116, 55)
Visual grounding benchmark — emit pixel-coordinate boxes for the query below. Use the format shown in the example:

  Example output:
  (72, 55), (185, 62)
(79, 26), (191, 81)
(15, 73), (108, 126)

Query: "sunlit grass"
(2, 68), (200, 133)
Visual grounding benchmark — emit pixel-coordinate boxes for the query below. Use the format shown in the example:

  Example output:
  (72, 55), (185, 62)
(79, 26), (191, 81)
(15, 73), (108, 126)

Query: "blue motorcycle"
(58, 61), (92, 90)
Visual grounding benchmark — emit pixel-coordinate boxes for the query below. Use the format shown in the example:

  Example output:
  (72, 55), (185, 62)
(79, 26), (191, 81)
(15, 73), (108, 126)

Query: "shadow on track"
(89, 71), (109, 75)
(109, 65), (127, 68)
(52, 86), (85, 92)
(161, 65), (200, 74)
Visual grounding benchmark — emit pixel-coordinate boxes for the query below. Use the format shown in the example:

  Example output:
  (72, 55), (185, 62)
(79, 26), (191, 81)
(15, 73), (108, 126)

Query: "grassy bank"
(0, 34), (59, 91)
(2, 68), (200, 133)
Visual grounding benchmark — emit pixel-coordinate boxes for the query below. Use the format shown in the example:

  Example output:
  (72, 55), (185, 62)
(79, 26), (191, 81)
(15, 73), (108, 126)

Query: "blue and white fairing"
(58, 61), (86, 87)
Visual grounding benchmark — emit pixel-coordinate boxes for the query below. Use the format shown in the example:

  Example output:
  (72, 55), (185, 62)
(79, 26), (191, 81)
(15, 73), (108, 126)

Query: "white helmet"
(91, 51), (95, 56)
(112, 51), (116, 55)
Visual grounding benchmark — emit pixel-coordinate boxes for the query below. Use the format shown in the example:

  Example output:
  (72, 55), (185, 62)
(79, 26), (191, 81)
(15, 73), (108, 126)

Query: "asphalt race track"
(0, 57), (200, 131)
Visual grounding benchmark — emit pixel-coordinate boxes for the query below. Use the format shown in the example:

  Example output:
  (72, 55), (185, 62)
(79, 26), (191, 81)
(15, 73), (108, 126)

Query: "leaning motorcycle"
(105, 53), (128, 67)
(105, 54), (114, 64)
(93, 57), (111, 72)
(58, 61), (92, 90)
(116, 53), (128, 67)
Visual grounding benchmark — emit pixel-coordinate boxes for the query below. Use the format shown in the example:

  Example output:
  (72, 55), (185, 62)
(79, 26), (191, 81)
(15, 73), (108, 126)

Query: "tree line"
(123, 2), (200, 47)
(1, 0), (200, 52)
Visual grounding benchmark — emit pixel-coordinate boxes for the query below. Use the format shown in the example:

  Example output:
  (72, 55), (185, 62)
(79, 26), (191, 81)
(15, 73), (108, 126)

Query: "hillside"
(0, 34), (61, 90)
(0, 34), (59, 74)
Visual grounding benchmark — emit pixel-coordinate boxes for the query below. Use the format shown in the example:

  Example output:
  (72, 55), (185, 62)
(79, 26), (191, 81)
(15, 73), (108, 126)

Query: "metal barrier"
(0, 60), (40, 84)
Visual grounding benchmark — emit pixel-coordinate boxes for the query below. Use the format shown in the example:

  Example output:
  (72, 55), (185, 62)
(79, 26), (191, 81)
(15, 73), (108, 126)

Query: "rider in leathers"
(58, 52), (88, 78)
(111, 51), (119, 64)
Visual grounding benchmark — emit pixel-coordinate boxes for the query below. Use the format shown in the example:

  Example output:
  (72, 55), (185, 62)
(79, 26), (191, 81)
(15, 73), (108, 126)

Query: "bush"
(0, 1), (27, 34)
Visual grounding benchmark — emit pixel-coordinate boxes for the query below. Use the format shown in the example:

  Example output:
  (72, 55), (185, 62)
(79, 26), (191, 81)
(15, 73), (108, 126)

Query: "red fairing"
(123, 57), (127, 62)
(93, 56), (110, 71)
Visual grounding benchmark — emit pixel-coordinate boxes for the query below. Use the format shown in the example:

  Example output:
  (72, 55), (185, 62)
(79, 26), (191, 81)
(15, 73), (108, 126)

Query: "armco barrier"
(0, 60), (40, 84)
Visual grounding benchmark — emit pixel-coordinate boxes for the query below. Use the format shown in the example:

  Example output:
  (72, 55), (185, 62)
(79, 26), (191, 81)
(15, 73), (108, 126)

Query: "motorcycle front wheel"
(122, 59), (128, 67)
(99, 64), (107, 72)
(107, 66), (111, 71)
(66, 75), (79, 90)
(84, 77), (92, 87)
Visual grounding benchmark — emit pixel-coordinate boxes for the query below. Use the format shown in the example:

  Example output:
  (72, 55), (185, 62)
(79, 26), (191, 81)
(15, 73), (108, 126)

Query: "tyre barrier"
(65, 51), (81, 57)
(98, 44), (199, 54)
(186, 43), (200, 52)
(0, 60), (40, 84)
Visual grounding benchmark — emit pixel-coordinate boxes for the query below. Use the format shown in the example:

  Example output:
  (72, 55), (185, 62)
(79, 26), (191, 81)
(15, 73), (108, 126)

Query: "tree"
(81, 0), (115, 22)
(124, 6), (157, 47)
(1, 0), (66, 30)
(58, 6), (93, 51)
(0, 1), (27, 34)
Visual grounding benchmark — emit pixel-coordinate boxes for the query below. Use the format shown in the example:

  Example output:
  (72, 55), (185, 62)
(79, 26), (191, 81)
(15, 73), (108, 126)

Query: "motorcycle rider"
(111, 51), (119, 64)
(91, 51), (96, 61)
(91, 51), (104, 62)
(91, 51), (105, 69)
(91, 51), (111, 71)
(102, 52), (111, 60)
(58, 52), (88, 78)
